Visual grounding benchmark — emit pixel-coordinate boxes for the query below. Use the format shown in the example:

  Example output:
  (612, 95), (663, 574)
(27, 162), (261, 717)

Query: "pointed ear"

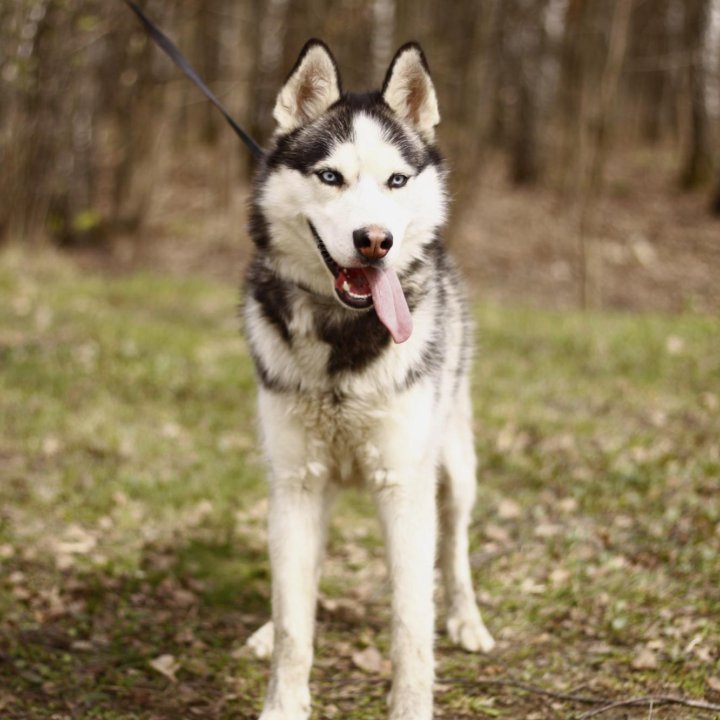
(273, 40), (341, 133)
(382, 43), (440, 141)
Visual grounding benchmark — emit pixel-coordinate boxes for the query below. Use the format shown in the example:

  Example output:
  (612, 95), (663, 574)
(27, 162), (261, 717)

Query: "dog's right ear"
(273, 40), (341, 133)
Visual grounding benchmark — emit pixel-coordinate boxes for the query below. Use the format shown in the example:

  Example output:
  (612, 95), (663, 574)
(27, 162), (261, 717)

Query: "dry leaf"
(55, 525), (97, 556)
(352, 646), (384, 674)
(631, 236), (657, 267)
(534, 523), (562, 538)
(0, 692), (17, 711)
(549, 568), (570, 586)
(665, 335), (685, 356)
(484, 524), (510, 544)
(172, 588), (197, 607)
(150, 654), (180, 682)
(631, 648), (658, 670)
(520, 578), (546, 595)
(498, 499), (522, 520)
(558, 497), (578, 513)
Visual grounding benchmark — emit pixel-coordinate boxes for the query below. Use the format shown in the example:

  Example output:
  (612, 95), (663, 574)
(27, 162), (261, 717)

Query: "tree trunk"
(195, 0), (222, 145)
(679, 0), (712, 189)
(507, 0), (549, 186)
(575, 0), (634, 308)
(711, 166), (720, 216)
(630, 0), (672, 144)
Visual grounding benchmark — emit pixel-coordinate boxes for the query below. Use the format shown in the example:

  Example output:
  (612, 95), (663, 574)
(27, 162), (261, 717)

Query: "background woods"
(1, 4), (720, 719)
(1, 0), (720, 308)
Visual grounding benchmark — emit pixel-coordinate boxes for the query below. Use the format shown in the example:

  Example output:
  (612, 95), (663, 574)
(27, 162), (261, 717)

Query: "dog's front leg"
(258, 392), (329, 720)
(261, 478), (325, 720)
(368, 384), (439, 720)
(374, 473), (436, 720)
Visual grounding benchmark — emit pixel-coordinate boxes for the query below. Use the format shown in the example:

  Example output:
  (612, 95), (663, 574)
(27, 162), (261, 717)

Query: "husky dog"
(243, 40), (495, 720)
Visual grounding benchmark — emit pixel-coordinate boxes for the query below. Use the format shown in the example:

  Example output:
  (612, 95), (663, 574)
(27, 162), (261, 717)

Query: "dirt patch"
(457, 151), (720, 313)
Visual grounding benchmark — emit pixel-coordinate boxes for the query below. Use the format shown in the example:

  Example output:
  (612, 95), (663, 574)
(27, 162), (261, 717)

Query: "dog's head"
(256, 41), (447, 343)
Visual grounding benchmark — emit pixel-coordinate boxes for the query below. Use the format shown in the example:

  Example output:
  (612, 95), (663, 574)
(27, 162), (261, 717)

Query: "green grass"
(1, 247), (718, 719)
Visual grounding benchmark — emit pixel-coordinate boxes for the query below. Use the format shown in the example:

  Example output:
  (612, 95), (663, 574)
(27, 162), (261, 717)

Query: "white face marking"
(260, 112), (447, 296)
(308, 115), (411, 268)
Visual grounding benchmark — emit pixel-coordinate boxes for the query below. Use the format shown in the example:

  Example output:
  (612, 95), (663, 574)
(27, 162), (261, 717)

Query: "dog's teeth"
(343, 281), (350, 292)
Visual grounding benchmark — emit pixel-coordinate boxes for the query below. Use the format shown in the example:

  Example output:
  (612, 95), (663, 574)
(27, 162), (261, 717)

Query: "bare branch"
(578, 695), (720, 718)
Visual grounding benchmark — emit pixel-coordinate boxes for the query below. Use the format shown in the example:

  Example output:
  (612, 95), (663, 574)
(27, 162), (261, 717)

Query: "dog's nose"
(353, 225), (393, 261)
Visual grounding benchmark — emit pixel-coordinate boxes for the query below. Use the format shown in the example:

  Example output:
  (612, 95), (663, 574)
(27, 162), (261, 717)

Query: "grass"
(0, 247), (718, 719)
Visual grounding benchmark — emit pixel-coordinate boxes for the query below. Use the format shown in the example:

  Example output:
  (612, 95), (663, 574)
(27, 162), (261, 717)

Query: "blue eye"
(317, 169), (343, 186)
(388, 173), (409, 188)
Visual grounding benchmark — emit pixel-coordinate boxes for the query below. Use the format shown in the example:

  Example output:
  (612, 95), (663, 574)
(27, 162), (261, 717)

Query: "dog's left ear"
(382, 43), (440, 141)
(274, 39), (342, 133)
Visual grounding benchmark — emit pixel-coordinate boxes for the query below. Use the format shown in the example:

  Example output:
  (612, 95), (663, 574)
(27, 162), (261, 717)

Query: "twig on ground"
(314, 674), (720, 716)
(459, 679), (720, 716)
(443, 677), (601, 705)
(577, 695), (720, 718)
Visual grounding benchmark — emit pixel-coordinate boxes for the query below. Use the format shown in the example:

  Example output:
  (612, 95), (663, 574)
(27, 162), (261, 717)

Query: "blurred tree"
(247, 0), (376, 149)
(626, 0), (675, 144)
(505, 0), (549, 185)
(557, 0), (588, 171)
(195, 0), (222, 145)
(679, 0), (713, 188)
(1, 0), (719, 247)
(246, 0), (288, 148)
(394, 0), (497, 240)
(712, 161), (720, 215)
(105, 3), (159, 233)
(569, 0), (634, 307)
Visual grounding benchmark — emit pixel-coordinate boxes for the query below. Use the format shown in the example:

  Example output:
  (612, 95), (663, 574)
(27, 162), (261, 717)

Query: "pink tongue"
(361, 267), (413, 343)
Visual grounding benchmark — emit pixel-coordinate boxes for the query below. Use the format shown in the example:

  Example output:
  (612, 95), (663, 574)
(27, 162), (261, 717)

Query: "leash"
(123, 0), (266, 162)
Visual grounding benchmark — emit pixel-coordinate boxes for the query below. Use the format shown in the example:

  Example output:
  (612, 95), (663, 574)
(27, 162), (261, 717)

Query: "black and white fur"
(243, 40), (495, 720)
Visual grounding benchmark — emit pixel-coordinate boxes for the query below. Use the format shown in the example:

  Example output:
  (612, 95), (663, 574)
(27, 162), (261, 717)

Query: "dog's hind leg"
(246, 619), (274, 659)
(438, 382), (495, 653)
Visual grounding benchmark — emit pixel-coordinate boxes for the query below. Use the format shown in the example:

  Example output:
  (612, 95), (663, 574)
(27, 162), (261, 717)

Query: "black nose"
(353, 226), (393, 260)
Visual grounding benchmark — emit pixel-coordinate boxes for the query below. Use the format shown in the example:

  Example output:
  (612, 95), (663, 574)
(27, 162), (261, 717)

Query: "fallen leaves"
(665, 335), (685, 356)
(149, 654), (181, 682)
(631, 647), (658, 671)
(351, 646), (390, 675)
(497, 499), (522, 520)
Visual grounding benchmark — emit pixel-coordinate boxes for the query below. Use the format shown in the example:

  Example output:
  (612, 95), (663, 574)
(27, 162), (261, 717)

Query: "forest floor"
(1, 248), (719, 719)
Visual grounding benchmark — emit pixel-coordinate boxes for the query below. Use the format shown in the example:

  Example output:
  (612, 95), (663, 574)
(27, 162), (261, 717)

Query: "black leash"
(123, 0), (266, 162)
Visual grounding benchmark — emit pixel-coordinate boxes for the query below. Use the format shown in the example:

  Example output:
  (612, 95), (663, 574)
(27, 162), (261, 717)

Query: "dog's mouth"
(308, 222), (412, 344)
(315, 233), (374, 310)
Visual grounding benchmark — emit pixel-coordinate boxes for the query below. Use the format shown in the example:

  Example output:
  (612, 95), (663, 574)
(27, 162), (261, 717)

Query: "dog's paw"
(258, 685), (311, 720)
(258, 711), (307, 720)
(446, 606), (495, 653)
(246, 620), (274, 659)
(388, 709), (432, 720)
(388, 696), (433, 720)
